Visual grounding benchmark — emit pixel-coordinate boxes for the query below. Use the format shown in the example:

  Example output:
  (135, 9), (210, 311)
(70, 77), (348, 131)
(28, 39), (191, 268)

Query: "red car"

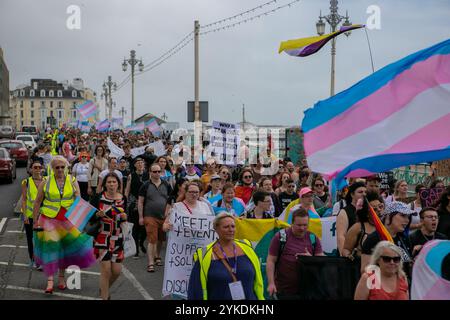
(0, 140), (29, 166)
(0, 147), (17, 183)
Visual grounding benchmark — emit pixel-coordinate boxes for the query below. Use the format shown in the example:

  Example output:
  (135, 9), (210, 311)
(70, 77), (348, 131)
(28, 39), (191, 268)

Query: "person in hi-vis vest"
(21, 158), (44, 268)
(32, 156), (96, 294)
(188, 213), (265, 300)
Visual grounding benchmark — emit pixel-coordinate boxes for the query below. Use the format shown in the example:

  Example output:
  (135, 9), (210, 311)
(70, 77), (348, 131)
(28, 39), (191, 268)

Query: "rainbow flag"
(76, 100), (98, 119)
(64, 196), (97, 232)
(279, 24), (364, 57)
(302, 38), (450, 189)
(96, 119), (110, 132)
(145, 118), (161, 136)
(368, 202), (393, 243)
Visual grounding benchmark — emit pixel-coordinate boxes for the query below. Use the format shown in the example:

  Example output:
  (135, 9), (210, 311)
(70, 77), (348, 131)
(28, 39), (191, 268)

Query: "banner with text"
(210, 121), (240, 166)
(162, 211), (217, 299)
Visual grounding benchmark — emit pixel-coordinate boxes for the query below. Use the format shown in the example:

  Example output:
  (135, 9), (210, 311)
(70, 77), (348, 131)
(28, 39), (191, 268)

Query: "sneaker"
(35, 264), (43, 271)
(28, 260), (34, 268)
(133, 253), (140, 260)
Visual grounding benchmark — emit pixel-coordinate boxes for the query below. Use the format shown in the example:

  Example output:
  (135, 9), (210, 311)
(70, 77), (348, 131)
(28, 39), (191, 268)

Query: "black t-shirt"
(409, 229), (448, 248)
(362, 231), (413, 277)
(279, 192), (299, 211)
(437, 208), (450, 239)
(130, 171), (149, 198)
(121, 154), (134, 170)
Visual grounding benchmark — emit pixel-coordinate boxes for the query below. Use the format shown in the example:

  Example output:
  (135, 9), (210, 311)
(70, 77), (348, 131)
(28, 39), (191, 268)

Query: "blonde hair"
(369, 241), (406, 278)
(50, 156), (69, 169)
(394, 180), (407, 197)
(213, 212), (235, 230)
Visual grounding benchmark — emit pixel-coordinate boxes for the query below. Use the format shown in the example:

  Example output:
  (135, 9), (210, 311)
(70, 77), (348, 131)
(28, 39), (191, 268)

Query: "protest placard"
(419, 188), (445, 208)
(162, 211), (217, 299)
(210, 121), (240, 166)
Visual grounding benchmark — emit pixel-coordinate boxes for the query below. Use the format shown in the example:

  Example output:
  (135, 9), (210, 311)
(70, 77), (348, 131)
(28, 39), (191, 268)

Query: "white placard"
(210, 121), (240, 166)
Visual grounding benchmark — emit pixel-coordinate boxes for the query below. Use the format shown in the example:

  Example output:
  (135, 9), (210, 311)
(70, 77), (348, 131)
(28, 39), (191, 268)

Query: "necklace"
(421, 231), (435, 242)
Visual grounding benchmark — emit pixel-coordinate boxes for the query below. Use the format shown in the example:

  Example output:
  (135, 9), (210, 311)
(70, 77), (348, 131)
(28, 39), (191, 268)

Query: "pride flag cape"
(368, 201), (393, 243)
(279, 24), (364, 57)
(277, 199), (322, 238)
(411, 240), (450, 300)
(211, 197), (246, 216)
(76, 100), (98, 119)
(64, 196), (97, 231)
(235, 218), (290, 299)
(302, 38), (450, 189)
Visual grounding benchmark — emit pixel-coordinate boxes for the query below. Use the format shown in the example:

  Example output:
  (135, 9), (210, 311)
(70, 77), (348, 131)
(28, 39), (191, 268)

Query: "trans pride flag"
(279, 24), (364, 57)
(96, 119), (110, 132)
(64, 196), (97, 231)
(302, 38), (450, 189)
(76, 100), (98, 119)
(124, 122), (145, 133)
(145, 118), (161, 137)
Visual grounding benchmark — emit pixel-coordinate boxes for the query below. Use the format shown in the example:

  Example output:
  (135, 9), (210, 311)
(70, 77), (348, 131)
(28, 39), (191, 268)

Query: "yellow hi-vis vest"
(22, 177), (38, 218)
(193, 239), (265, 300)
(40, 174), (76, 218)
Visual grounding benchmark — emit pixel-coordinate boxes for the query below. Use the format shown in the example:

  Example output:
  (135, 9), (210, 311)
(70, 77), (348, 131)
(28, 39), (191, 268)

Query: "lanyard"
(182, 201), (193, 215)
(218, 242), (237, 274)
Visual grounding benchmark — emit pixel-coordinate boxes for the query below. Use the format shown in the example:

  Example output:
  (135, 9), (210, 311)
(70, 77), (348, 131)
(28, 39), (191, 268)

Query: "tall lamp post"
(122, 50), (144, 123)
(316, 0), (352, 96)
(101, 76), (116, 121)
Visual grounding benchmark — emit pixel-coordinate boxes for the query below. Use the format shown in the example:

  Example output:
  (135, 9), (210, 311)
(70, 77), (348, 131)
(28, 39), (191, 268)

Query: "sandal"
(155, 257), (163, 266)
(58, 275), (66, 290)
(147, 264), (155, 273)
(45, 279), (54, 294)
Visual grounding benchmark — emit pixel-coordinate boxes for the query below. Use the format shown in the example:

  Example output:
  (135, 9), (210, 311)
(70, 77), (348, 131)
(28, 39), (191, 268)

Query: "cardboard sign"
(419, 188), (445, 208)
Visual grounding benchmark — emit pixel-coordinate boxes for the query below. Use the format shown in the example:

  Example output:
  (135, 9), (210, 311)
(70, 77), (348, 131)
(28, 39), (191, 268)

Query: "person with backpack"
(266, 207), (324, 299)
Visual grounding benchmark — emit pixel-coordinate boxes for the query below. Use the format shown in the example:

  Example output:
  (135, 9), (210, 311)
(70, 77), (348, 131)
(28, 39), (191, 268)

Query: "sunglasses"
(33, 166), (42, 169)
(243, 175), (253, 179)
(55, 166), (66, 170)
(152, 170), (161, 173)
(380, 255), (401, 263)
(315, 184), (324, 187)
(187, 191), (200, 194)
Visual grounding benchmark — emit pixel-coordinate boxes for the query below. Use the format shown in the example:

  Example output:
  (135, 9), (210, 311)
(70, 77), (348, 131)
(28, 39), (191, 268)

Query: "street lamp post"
(101, 76), (117, 121)
(316, 0), (352, 96)
(122, 50), (144, 123)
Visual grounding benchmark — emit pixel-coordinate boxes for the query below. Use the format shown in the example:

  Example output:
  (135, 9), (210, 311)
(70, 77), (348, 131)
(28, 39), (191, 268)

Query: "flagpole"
(364, 27), (375, 73)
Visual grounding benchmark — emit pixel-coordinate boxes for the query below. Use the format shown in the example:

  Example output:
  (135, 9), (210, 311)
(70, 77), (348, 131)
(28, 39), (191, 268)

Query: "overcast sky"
(1, 0), (449, 128)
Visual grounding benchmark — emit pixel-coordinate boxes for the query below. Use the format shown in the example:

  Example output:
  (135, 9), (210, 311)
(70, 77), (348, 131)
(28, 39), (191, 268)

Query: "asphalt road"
(0, 168), (166, 300)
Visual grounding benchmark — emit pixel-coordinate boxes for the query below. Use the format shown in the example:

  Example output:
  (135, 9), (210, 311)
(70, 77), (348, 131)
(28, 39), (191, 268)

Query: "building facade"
(0, 48), (10, 126)
(10, 78), (98, 130)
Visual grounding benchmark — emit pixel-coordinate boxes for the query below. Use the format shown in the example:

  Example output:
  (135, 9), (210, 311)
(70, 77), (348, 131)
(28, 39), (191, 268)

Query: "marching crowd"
(20, 127), (450, 300)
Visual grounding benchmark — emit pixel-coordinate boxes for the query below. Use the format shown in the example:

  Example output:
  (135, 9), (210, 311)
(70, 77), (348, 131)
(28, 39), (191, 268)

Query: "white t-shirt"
(99, 169), (123, 181)
(72, 162), (90, 183)
(170, 200), (214, 217)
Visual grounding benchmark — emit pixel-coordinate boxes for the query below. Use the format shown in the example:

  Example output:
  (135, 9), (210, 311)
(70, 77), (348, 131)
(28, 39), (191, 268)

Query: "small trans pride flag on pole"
(64, 196), (97, 232)
(96, 119), (110, 132)
(145, 118), (161, 137)
(76, 100), (98, 119)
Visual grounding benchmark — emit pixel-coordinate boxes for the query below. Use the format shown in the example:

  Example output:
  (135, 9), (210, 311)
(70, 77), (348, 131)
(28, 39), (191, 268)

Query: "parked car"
(0, 125), (15, 139)
(21, 125), (40, 142)
(0, 140), (29, 166)
(0, 147), (16, 184)
(16, 134), (37, 151)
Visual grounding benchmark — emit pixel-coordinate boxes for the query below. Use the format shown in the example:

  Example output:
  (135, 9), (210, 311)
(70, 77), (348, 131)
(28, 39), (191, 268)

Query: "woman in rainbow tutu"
(33, 156), (96, 294)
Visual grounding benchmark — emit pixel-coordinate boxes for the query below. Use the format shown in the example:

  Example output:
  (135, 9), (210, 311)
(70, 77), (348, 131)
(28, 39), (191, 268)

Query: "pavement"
(0, 168), (166, 300)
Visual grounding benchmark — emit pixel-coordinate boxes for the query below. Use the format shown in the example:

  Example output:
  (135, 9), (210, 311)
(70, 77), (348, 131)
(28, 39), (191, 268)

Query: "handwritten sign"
(419, 188), (445, 208)
(162, 211), (217, 299)
(210, 121), (240, 166)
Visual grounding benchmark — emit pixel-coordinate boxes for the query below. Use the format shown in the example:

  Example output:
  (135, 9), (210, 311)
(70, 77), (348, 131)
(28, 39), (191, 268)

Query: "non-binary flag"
(64, 196), (97, 232)
(279, 24), (364, 57)
(145, 118), (161, 136)
(302, 38), (450, 189)
(96, 119), (110, 132)
(76, 100), (98, 119)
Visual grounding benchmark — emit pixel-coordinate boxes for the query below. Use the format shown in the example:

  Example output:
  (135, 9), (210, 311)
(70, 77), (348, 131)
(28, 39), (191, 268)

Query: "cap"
(299, 187), (313, 197)
(384, 201), (414, 216)
(211, 174), (221, 181)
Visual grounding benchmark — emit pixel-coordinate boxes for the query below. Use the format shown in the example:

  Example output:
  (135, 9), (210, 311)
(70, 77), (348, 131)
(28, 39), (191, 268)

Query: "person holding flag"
(32, 156), (95, 294)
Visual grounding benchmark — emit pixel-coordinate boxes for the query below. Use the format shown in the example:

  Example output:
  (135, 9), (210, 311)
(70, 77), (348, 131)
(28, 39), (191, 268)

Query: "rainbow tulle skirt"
(33, 210), (96, 277)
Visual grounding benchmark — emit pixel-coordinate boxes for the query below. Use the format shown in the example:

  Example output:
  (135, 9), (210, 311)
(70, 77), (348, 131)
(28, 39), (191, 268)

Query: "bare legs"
(100, 261), (122, 300)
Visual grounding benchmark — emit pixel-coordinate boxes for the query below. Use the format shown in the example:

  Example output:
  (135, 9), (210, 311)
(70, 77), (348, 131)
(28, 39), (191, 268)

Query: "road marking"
(0, 261), (100, 275)
(7, 230), (24, 233)
(121, 265), (154, 300)
(0, 218), (7, 233)
(0, 245), (28, 249)
(10, 218), (19, 221)
(5, 285), (101, 300)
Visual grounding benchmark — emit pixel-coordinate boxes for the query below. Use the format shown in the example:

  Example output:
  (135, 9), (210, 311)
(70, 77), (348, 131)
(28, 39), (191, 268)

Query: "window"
(30, 89), (35, 97)
(72, 90), (77, 98)
(21, 121), (24, 127)
(73, 102), (77, 108)
(20, 90), (25, 97)
(50, 101), (53, 108)
(57, 90), (62, 97)
(20, 110), (24, 118)
(31, 110), (34, 118)
(50, 111), (54, 117)
(49, 90), (54, 97)
(14, 91), (18, 97)
(40, 109), (46, 120)
(31, 101), (34, 108)
(58, 101), (62, 108)
(20, 100), (23, 108)
(40, 101), (45, 108)
(40, 89), (46, 97)
(72, 110), (77, 119)
(33, 82), (38, 90)
(31, 121), (34, 125)
(58, 109), (64, 120)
